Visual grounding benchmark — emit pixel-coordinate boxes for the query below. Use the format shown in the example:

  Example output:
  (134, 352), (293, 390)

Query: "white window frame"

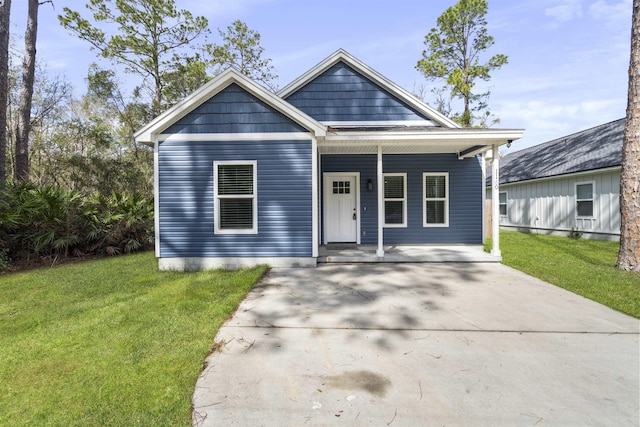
(499, 191), (508, 217)
(214, 160), (258, 234)
(575, 181), (595, 219)
(383, 173), (407, 227)
(423, 172), (449, 227)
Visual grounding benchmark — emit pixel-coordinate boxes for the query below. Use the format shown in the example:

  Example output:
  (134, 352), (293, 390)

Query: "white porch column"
(376, 145), (384, 257)
(491, 144), (501, 257)
(481, 152), (487, 242)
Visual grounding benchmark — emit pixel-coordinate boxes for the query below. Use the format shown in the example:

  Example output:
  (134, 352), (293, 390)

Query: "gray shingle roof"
(488, 118), (624, 185)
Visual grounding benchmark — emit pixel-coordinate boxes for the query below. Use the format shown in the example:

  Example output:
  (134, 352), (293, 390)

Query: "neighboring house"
(135, 49), (523, 270)
(487, 118), (624, 240)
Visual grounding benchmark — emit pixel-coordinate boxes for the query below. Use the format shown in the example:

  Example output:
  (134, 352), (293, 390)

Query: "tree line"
(0, 0), (277, 270)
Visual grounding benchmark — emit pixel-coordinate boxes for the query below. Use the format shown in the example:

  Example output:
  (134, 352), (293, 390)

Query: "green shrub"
(83, 191), (154, 255)
(0, 249), (10, 272)
(0, 182), (153, 265)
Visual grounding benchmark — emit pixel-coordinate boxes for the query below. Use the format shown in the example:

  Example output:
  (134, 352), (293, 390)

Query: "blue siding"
(285, 62), (432, 122)
(165, 83), (306, 134)
(321, 154), (483, 244)
(159, 140), (313, 257)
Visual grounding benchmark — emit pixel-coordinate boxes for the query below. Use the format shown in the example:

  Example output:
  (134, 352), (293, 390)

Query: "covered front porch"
(318, 244), (499, 263)
(315, 126), (524, 260)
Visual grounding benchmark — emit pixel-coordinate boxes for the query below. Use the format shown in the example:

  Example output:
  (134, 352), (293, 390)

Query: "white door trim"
(323, 172), (361, 244)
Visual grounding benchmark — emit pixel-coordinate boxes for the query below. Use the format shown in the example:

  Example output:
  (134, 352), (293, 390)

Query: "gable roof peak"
(278, 49), (460, 129)
(134, 67), (326, 145)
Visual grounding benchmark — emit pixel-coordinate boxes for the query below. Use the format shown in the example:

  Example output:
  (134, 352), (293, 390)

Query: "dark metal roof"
(488, 118), (624, 185)
(327, 125), (443, 132)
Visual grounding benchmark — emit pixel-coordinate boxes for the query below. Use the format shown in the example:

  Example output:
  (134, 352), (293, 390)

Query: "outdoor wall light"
(367, 179), (373, 191)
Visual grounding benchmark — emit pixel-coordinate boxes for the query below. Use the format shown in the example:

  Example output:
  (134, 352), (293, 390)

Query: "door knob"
(353, 213), (357, 220)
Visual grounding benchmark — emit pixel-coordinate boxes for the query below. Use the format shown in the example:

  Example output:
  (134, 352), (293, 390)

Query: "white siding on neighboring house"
(487, 169), (621, 240)
(485, 118), (624, 241)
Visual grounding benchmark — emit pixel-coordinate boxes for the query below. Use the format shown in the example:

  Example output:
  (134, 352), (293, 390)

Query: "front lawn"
(0, 252), (267, 426)
(488, 231), (640, 318)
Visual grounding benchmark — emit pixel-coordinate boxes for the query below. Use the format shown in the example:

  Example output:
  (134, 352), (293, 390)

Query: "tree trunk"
(0, 0), (11, 185)
(14, 0), (38, 182)
(463, 94), (471, 128)
(617, 0), (640, 271)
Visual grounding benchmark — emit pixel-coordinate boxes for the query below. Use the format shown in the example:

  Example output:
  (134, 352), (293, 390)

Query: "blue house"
(135, 50), (523, 269)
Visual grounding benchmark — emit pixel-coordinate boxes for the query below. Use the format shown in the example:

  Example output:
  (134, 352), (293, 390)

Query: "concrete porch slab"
(318, 244), (500, 263)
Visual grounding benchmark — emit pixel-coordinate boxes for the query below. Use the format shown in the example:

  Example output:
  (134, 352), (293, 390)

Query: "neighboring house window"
(576, 181), (594, 218)
(383, 173), (407, 227)
(499, 191), (507, 216)
(423, 172), (449, 227)
(214, 161), (257, 234)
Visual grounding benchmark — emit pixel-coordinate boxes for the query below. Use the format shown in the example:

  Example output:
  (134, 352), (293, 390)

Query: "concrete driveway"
(192, 263), (639, 426)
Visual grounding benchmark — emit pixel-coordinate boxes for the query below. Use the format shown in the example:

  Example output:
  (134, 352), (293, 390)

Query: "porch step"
(318, 245), (501, 263)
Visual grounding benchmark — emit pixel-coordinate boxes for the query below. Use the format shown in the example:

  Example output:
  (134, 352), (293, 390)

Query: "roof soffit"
(320, 128), (525, 156)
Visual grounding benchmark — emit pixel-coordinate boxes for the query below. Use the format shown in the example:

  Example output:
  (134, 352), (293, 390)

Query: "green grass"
(486, 231), (640, 318)
(0, 252), (267, 426)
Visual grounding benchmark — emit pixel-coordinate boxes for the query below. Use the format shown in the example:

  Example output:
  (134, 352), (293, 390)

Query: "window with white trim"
(499, 191), (507, 216)
(423, 172), (449, 227)
(214, 161), (257, 234)
(383, 173), (407, 227)
(576, 181), (594, 218)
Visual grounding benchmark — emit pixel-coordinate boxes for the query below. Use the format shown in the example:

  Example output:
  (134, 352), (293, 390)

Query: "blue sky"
(8, 0), (632, 152)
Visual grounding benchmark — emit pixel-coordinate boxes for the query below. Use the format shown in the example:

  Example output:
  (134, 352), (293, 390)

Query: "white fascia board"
(158, 132), (313, 142)
(325, 128), (525, 143)
(277, 49), (348, 98)
(135, 68), (238, 145)
(277, 48), (461, 129)
(134, 68), (325, 145)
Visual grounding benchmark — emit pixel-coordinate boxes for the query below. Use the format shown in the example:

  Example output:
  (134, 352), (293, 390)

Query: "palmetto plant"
(0, 183), (83, 257)
(23, 184), (83, 256)
(83, 191), (153, 256)
(0, 182), (153, 269)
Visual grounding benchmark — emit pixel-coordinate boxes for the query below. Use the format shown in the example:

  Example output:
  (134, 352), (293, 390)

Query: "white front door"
(324, 173), (359, 243)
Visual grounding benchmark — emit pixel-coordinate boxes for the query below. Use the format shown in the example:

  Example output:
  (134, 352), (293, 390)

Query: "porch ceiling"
(319, 128), (525, 157)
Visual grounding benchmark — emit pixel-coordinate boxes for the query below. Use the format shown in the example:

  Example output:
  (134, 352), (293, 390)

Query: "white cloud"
(544, 0), (585, 22)
(588, 0), (632, 26)
(495, 98), (624, 150)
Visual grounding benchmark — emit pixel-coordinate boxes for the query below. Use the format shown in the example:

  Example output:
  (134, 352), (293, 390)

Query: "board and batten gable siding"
(165, 83), (307, 134)
(321, 153), (483, 244)
(491, 169), (621, 239)
(157, 83), (314, 259)
(284, 62), (432, 123)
